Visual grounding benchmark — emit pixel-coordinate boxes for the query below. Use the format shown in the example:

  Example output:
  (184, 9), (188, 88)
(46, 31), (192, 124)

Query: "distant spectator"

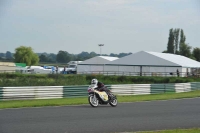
(56, 66), (58, 74)
(63, 66), (66, 74)
(177, 69), (179, 77)
(187, 71), (189, 77)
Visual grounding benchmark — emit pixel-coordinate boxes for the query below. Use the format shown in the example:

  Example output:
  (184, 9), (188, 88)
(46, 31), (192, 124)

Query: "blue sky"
(0, 0), (200, 54)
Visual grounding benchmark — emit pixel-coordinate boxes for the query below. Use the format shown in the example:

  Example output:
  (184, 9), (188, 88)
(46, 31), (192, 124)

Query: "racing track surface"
(0, 98), (200, 133)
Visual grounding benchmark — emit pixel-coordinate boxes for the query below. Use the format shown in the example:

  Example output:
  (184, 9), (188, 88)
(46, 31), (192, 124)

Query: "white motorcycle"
(87, 85), (117, 107)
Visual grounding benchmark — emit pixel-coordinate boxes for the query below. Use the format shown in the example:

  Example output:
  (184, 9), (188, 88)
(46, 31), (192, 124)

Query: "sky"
(0, 0), (200, 55)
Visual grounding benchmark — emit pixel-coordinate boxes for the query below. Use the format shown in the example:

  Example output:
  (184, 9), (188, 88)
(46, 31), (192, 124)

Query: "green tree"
(174, 28), (180, 54)
(179, 29), (186, 51)
(177, 29), (194, 58)
(179, 43), (192, 58)
(14, 46), (39, 66)
(6, 51), (13, 59)
(0, 53), (5, 57)
(31, 54), (40, 65)
(77, 52), (90, 60)
(167, 28), (174, 53)
(69, 54), (78, 61)
(56, 50), (71, 63)
(162, 50), (168, 53)
(90, 52), (97, 58)
(48, 53), (56, 62)
(192, 47), (200, 61)
(110, 53), (118, 57)
(39, 54), (49, 62)
(118, 52), (132, 58)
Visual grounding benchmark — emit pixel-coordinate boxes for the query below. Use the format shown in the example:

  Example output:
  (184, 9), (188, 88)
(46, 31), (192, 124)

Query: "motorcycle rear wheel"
(88, 95), (99, 107)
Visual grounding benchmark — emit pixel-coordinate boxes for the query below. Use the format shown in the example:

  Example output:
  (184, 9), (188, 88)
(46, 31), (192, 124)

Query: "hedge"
(0, 73), (199, 87)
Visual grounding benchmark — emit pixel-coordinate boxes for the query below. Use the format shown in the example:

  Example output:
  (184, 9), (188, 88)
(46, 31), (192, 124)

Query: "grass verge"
(118, 90), (200, 102)
(0, 90), (200, 109)
(135, 128), (200, 133)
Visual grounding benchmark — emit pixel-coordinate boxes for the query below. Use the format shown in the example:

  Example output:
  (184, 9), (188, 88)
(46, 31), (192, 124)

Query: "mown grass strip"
(135, 128), (200, 133)
(0, 90), (200, 109)
(0, 97), (87, 109)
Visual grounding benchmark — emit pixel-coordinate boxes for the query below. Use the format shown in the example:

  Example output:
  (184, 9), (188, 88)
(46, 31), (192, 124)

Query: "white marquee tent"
(104, 51), (200, 77)
(77, 56), (118, 74)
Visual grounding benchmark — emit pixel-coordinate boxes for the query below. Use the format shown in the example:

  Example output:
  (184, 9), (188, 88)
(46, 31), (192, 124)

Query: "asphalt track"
(0, 98), (200, 133)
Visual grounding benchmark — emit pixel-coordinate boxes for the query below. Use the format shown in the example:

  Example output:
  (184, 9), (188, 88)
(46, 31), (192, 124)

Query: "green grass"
(135, 128), (200, 133)
(0, 90), (200, 109)
(0, 97), (87, 109)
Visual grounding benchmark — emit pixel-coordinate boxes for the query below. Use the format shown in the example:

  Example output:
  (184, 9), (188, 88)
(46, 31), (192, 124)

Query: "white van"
(66, 61), (82, 74)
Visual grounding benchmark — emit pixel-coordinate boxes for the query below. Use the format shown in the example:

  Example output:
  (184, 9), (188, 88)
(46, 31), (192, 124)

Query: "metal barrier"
(77, 71), (200, 77)
(1, 70), (200, 77)
(0, 82), (199, 101)
(1, 86), (63, 100)
(111, 84), (151, 95)
(63, 85), (88, 98)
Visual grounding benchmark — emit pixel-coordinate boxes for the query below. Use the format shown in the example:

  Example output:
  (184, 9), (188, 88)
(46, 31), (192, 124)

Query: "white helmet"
(91, 79), (98, 86)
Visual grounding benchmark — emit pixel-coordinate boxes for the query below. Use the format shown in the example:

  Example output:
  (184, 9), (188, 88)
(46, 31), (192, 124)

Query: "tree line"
(0, 48), (132, 66)
(163, 28), (200, 61)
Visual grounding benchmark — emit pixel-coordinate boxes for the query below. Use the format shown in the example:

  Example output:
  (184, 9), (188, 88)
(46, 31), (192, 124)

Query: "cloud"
(0, 0), (199, 54)
(4, 0), (199, 27)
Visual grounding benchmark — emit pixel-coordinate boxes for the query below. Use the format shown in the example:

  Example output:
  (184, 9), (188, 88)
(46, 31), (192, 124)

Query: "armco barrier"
(0, 82), (199, 101)
(191, 82), (200, 91)
(63, 85), (112, 98)
(111, 84), (151, 95)
(63, 85), (88, 98)
(165, 84), (176, 93)
(2, 86), (63, 100)
(151, 84), (166, 94)
(151, 84), (176, 94)
(0, 87), (3, 100)
(175, 83), (191, 93)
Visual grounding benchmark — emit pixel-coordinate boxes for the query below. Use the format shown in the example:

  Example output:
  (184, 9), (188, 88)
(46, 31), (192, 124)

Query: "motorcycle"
(87, 85), (117, 107)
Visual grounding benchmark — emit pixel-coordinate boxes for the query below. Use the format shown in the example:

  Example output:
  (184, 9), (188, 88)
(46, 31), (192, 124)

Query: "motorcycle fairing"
(94, 90), (108, 101)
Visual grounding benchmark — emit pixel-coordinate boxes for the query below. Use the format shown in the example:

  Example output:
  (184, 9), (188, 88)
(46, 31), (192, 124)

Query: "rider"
(91, 79), (112, 97)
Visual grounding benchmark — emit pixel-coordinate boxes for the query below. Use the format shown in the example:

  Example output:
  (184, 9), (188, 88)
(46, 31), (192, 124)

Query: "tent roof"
(79, 56), (119, 65)
(99, 56), (119, 61)
(107, 51), (200, 68)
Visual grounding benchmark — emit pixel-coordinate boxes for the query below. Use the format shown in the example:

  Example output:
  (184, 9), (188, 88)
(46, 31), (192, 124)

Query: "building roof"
(107, 51), (200, 68)
(147, 51), (200, 67)
(79, 56), (119, 65)
(99, 56), (119, 61)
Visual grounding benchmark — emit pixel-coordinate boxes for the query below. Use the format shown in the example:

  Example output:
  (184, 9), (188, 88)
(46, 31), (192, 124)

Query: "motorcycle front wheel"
(88, 94), (99, 107)
(109, 95), (117, 107)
